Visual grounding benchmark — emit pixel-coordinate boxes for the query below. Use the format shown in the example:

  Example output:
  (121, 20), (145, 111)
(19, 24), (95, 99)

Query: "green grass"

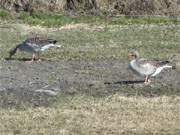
(1, 23), (179, 61)
(0, 9), (12, 20)
(1, 9), (180, 26)
(110, 16), (180, 25)
(18, 11), (105, 27)
(19, 12), (180, 27)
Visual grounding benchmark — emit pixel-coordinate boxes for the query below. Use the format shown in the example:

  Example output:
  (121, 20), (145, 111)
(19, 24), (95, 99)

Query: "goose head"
(128, 51), (139, 60)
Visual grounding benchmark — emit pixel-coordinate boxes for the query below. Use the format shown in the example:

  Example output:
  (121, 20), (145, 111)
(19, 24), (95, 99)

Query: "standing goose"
(128, 51), (175, 85)
(9, 37), (58, 62)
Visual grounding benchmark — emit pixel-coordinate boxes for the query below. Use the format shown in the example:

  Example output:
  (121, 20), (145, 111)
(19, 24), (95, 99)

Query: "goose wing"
(138, 59), (170, 68)
(25, 37), (57, 46)
(137, 59), (170, 75)
(25, 37), (57, 51)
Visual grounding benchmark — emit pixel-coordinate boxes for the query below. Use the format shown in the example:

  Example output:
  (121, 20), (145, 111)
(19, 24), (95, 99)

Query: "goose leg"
(26, 53), (36, 63)
(144, 76), (150, 85)
(31, 53), (36, 62)
(33, 52), (41, 62)
(147, 79), (151, 83)
(32, 53), (36, 61)
(36, 52), (41, 62)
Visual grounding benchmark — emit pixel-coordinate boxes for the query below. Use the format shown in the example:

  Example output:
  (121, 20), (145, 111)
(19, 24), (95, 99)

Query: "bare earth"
(0, 59), (180, 106)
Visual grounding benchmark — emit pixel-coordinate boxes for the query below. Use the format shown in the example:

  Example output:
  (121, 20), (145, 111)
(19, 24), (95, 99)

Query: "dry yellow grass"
(0, 95), (180, 135)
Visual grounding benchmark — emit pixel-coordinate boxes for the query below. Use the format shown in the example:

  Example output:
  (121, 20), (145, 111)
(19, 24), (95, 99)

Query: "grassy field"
(0, 95), (180, 135)
(0, 15), (180, 134)
(0, 22), (180, 61)
(1, 9), (180, 27)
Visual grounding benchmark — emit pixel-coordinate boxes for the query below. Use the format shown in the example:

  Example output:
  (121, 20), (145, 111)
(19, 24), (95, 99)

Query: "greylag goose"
(9, 37), (58, 62)
(128, 51), (175, 85)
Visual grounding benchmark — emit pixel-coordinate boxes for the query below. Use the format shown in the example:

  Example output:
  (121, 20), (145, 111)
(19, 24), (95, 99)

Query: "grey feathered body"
(129, 59), (172, 77)
(9, 37), (57, 58)
(20, 37), (57, 52)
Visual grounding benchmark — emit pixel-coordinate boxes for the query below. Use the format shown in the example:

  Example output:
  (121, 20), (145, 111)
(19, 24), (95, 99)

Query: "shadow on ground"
(0, 59), (180, 108)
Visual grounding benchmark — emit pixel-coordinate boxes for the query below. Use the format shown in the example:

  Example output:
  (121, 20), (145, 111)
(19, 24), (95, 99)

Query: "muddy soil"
(0, 59), (180, 107)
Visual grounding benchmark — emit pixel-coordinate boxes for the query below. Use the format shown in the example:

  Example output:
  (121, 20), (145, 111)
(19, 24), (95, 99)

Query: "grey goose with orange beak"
(128, 51), (175, 85)
(9, 37), (59, 62)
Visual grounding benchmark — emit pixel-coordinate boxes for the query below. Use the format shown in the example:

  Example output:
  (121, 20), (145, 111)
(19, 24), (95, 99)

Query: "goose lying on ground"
(9, 37), (59, 62)
(128, 51), (175, 85)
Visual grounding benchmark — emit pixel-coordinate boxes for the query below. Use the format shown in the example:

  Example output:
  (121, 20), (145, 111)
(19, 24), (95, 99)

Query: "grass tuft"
(18, 12), (104, 27)
(0, 9), (179, 27)
(0, 9), (12, 20)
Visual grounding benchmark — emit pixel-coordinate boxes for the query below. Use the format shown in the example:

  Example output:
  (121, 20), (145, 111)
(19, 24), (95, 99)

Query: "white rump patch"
(41, 44), (56, 51)
(152, 65), (172, 76)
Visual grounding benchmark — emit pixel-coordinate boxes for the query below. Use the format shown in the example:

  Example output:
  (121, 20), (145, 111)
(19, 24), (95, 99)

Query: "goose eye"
(129, 54), (134, 56)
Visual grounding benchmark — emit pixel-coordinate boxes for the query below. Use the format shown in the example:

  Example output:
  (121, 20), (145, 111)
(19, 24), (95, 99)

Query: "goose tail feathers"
(47, 39), (57, 44)
(160, 61), (176, 69)
(161, 61), (176, 70)
(162, 65), (173, 68)
(172, 65), (176, 69)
